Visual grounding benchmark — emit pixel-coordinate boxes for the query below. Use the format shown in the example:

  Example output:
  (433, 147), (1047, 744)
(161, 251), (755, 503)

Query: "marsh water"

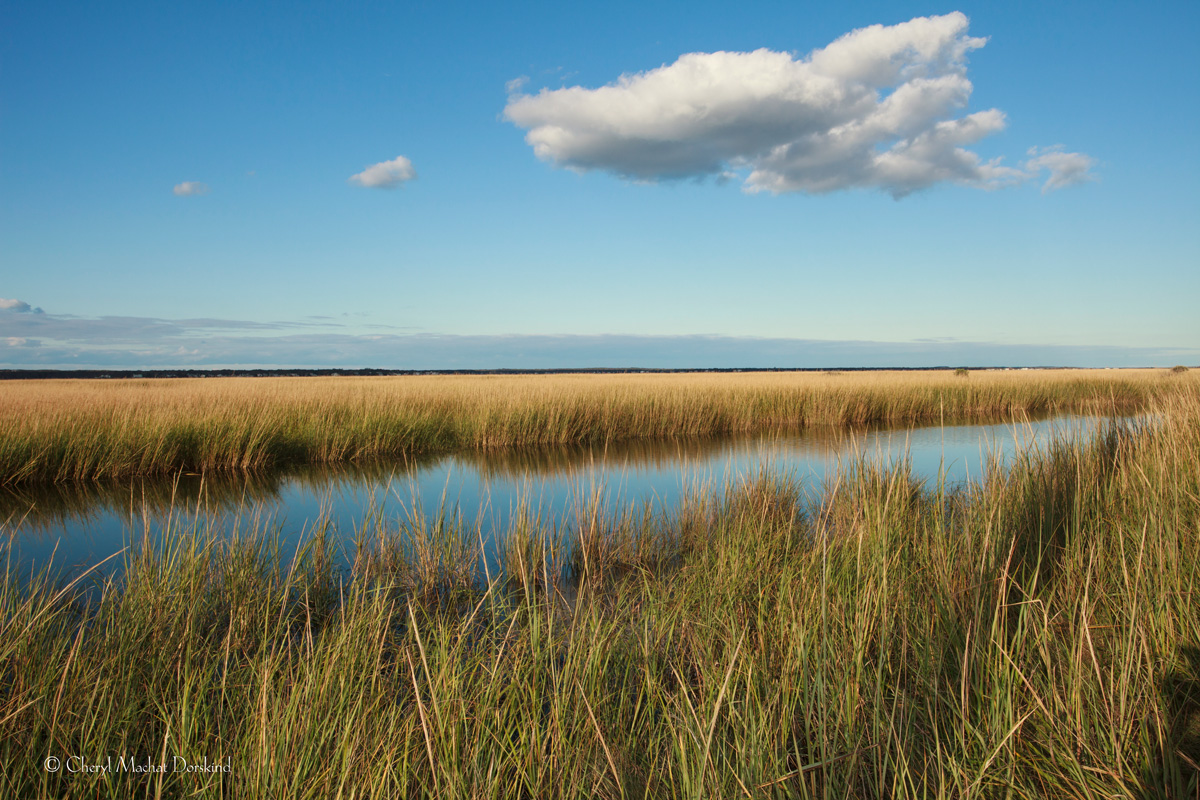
(3, 414), (1119, 578)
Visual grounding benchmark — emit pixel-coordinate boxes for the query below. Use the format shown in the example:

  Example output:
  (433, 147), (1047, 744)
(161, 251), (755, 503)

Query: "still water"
(2, 414), (1116, 577)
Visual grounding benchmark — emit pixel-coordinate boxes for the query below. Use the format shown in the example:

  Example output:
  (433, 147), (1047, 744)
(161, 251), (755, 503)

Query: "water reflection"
(1, 413), (1116, 575)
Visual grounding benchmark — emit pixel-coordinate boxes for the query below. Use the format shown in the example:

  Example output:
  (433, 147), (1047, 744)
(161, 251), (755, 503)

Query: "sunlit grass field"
(1, 368), (1193, 485)
(1, 381), (1197, 798)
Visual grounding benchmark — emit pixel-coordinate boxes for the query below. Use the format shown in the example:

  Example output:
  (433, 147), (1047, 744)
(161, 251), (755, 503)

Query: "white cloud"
(1024, 146), (1097, 193)
(505, 75), (529, 94)
(173, 181), (210, 196)
(5, 337), (28, 346)
(348, 156), (417, 189)
(505, 12), (1091, 198)
(0, 297), (44, 314)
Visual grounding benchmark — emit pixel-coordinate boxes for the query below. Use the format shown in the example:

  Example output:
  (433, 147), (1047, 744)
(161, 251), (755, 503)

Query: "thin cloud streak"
(0, 301), (412, 348)
(0, 327), (1191, 370)
(5, 302), (1187, 370)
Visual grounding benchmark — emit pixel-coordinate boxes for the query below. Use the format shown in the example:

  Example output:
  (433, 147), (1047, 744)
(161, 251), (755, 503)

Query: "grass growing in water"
(1, 387), (1198, 798)
(1, 368), (1192, 485)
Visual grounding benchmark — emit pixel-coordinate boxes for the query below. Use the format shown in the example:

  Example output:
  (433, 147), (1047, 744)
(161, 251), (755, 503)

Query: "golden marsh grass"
(1, 385), (1197, 797)
(1, 368), (1192, 485)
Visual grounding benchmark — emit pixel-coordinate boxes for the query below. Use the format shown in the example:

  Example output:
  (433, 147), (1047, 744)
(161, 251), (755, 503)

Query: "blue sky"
(2, 0), (1197, 369)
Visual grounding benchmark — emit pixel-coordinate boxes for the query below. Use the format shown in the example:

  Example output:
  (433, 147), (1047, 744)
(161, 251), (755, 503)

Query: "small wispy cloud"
(505, 75), (529, 94)
(1024, 146), (1097, 193)
(172, 181), (210, 197)
(348, 156), (416, 189)
(0, 298), (44, 314)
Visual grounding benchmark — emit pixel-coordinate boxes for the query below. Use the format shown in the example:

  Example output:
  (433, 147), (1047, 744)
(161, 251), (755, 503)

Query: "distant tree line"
(0, 366), (1108, 380)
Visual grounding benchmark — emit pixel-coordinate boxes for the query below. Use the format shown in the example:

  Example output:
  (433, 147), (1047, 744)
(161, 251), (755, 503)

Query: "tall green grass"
(1, 369), (1189, 485)
(1, 387), (1197, 798)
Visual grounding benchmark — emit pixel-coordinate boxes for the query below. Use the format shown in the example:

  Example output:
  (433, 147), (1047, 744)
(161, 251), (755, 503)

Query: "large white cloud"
(505, 12), (1093, 197)
(348, 156), (417, 189)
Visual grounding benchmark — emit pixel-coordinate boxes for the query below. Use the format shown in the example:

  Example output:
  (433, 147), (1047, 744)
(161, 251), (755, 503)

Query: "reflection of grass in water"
(1, 368), (1189, 486)
(3, 409), (1073, 539)
(0, 456), (442, 539)
(2, 471), (293, 539)
(3, 387), (1197, 797)
(457, 422), (898, 482)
